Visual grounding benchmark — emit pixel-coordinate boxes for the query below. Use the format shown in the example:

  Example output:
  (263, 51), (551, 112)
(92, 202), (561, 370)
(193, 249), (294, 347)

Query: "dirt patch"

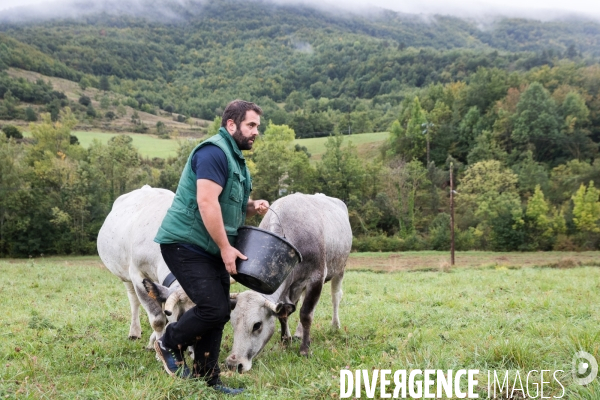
(347, 251), (600, 272)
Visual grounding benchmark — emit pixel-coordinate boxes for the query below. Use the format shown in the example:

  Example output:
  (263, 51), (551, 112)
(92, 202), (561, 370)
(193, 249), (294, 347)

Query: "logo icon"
(572, 351), (598, 385)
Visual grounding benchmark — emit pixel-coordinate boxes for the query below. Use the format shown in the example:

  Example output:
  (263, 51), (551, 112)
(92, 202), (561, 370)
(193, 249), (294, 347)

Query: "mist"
(0, 0), (599, 24)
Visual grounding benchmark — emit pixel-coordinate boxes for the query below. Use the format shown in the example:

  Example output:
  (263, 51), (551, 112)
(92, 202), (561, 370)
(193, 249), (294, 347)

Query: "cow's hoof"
(281, 336), (292, 344)
(128, 335), (141, 340)
(299, 348), (310, 357)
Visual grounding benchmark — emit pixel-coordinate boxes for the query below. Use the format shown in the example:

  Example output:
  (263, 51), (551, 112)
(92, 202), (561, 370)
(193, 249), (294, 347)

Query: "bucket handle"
(266, 207), (286, 238)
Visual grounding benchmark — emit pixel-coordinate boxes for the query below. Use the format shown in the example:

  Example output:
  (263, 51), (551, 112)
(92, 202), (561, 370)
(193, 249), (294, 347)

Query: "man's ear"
(225, 119), (237, 134)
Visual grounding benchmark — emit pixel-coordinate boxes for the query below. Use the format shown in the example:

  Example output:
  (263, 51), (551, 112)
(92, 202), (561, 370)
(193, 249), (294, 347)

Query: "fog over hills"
(1, 0), (599, 23)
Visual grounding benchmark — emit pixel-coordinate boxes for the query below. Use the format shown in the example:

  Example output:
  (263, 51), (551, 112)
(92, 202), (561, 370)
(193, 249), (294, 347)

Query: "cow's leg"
(124, 281), (142, 340)
(131, 275), (167, 349)
(293, 291), (305, 340)
(279, 316), (291, 342)
(330, 273), (344, 329)
(298, 282), (324, 357)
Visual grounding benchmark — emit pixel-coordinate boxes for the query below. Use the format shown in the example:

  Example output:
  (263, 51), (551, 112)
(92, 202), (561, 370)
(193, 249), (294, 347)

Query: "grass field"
(293, 132), (389, 161)
(23, 130), (185, 159)
(1, 252), (599, 399)
(23, 130), (389, 160)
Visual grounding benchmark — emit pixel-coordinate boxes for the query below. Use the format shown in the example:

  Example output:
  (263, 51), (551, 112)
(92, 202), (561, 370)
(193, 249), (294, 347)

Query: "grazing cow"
(225, 193), (352, 373)
(97, 185), (193, 348)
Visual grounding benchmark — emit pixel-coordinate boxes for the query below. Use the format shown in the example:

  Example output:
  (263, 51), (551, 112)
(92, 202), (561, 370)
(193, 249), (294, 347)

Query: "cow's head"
(226, 291), (294, 373)
(142, 279), (195, 321)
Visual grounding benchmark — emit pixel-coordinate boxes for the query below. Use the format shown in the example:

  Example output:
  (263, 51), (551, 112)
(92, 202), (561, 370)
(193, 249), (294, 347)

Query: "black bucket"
(234, 226), (302, 294)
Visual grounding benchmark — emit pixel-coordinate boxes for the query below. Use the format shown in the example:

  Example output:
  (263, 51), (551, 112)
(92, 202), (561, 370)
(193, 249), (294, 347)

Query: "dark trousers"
(160, 244), (230, 385)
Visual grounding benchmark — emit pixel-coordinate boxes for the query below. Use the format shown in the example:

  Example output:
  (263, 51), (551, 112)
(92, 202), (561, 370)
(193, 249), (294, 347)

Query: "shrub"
(78, 95), (91, 106)
(86, 104), (96, 117)
(1, 124), (22, 139)
(25, 107), (37, 122)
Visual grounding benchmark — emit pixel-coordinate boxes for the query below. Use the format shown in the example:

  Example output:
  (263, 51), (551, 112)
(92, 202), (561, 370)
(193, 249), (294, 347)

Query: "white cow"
(225, 193), (352, 372)
(97, 185), (193, 348)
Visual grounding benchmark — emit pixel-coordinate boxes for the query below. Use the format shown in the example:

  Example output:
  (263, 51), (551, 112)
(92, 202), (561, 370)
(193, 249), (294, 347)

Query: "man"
(153, 100), (269, 395)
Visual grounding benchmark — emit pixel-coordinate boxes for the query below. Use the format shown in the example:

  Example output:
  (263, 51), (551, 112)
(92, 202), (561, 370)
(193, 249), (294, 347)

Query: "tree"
(317, 133), (365, 204)
(100, 95), (110, 110)
(456, 106), (482, 161)
(525, 185), (554, 249)
(466, 130), (507, 164)
(1, 125), (22, 139)
(79, 95), (91, 106)
(116, 104), (127, 118)
(79, 76), (90, 90)
(252, 123), (311, 202)
(560, 91), (594, 160)
(388, 97), (427, 160)
(25, 107), (37, 122)
(383, 159), (430, 235)
(457, 160), (522, 246)
(88, 135), (143, 203)
(206, 116), (221, 137)
(0, 133), (32, 255)
(512, 82), (562, 162)
(86, 103), (96, 118)
(0, 89), (17, 119)
(572, 182), (600, 234)
(99, 75), (110, 92)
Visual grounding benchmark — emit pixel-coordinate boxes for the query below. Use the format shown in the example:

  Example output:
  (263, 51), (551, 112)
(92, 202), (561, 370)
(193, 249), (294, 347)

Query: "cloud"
(0, 0), (599, 22)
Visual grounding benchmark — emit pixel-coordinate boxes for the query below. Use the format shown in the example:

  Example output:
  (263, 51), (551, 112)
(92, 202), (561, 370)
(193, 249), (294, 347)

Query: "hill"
(1, 0), (599, 137)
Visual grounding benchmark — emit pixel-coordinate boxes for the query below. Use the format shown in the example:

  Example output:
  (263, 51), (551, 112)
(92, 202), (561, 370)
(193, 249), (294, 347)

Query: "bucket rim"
(237, 225), (303, 263)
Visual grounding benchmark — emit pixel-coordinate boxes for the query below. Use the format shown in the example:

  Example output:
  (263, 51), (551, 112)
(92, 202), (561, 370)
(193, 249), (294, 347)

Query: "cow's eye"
(252, 322), (262, 332)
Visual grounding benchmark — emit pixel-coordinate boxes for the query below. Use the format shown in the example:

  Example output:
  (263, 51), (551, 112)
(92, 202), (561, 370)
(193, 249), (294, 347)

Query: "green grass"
(23, 130), (184, 159)
(293, 131), (389, 161)
(23, 130), (388, 160)
(71, 131), (183, 159)
(2, 255), (599, 399)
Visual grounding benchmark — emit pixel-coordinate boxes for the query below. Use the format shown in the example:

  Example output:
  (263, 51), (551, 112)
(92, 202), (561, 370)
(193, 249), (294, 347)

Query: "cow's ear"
(142, 279), (169, 303)
(276, 303), (296, 318)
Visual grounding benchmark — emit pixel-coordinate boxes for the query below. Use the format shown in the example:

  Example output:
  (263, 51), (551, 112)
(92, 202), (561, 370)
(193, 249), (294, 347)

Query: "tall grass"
(1, 256), (599, 399)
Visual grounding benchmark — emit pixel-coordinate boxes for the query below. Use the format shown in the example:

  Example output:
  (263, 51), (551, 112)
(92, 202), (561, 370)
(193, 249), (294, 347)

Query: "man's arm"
(246, 199), (270, 217)
(196, 179), (247, 275)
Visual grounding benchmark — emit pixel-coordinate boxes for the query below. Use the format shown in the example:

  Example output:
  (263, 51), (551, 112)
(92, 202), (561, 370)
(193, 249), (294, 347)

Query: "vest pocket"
(229, 172), (244, 203)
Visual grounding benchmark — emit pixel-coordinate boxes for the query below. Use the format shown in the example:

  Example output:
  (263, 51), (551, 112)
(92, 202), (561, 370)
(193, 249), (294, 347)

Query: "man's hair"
(221, 100), (262, 129)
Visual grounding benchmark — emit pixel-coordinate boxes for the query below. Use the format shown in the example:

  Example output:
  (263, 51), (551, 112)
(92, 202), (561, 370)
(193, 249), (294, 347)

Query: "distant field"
(22, 130), (388, 160)
(294, 131), (389, 161)
(71, 131), (185, 159)
(24, 130), (187, 159)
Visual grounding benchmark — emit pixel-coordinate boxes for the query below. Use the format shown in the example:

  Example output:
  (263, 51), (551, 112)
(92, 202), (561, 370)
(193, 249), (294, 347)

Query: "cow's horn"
(229, 277), (236, 284)
(230, 293), (239, 299)
(264, 299), (282, 314)
(165, 288), (187, 316)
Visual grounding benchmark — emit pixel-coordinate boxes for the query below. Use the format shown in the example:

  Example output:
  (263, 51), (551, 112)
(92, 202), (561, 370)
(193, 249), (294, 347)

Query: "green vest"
(154, 128), (252, 255)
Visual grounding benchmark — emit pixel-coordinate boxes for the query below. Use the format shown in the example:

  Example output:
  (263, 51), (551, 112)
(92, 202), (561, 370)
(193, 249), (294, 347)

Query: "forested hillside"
(1, 0), (600, 256)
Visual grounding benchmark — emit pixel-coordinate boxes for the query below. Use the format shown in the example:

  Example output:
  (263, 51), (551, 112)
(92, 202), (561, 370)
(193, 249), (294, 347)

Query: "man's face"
(230, 110), (260, 150)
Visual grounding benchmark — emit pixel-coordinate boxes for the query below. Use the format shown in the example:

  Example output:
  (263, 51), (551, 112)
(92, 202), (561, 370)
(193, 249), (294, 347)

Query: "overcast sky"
(0, 0), (599, 20)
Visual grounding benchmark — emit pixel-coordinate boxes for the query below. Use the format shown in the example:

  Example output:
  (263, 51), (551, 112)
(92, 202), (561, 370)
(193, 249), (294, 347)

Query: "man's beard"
(232, 128), (254, 150)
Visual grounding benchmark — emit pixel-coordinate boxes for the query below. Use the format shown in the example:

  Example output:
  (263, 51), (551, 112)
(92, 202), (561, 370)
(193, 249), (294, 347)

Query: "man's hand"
(247, 199), (270, 217)
(255, 200), (269, 215)
(220, 245), (247, 275)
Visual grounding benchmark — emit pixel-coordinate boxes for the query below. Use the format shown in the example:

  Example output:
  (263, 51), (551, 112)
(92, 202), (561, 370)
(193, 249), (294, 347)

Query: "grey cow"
(226, 193), (352, 372)
(97, 185), (194, 349)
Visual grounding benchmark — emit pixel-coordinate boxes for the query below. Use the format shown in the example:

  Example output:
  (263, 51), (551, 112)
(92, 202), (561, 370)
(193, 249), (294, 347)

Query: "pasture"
(22, 130), (389, 160)
(1, 252), (599, 399)
(293, 132), (389, 161)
